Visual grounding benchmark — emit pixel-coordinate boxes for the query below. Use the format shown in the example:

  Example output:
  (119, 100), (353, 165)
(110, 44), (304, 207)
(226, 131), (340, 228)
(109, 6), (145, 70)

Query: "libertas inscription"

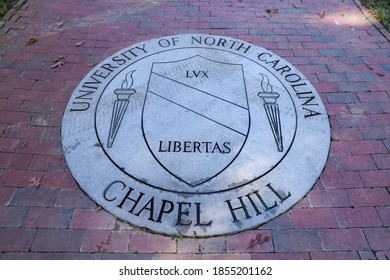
(62, 34), (330, 237)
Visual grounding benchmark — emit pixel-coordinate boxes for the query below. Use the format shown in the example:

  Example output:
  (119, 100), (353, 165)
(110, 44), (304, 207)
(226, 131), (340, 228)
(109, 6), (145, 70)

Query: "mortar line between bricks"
(28, 228), (38, 253)
(361, 228), (379, 260)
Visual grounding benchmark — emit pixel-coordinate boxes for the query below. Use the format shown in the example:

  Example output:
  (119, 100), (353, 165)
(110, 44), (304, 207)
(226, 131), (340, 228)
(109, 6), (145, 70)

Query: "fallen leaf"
(319, 11), (326, 18)
(53, 55), (66, 63)
(247, 233), (270, 248)
(56, 22), (65, 28)
(331, 134), (340, 141)
(265, 7), (278, 14)
(25, 37), (38, 46)
(29, 176), (41, 187)
(76, 40), (85, 47)
(51, 61), (64, 68)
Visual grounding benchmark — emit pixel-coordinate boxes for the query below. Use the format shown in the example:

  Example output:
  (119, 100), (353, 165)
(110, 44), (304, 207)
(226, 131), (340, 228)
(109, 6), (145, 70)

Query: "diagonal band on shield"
(147, 72), (249, 136)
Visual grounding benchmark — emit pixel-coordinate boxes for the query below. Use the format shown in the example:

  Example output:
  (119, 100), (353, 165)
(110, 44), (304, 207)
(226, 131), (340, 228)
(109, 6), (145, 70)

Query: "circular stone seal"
(61, 34), (330, 237)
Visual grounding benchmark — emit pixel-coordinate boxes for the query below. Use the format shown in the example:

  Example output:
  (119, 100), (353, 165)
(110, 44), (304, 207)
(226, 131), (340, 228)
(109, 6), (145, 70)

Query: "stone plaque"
(62, 34), (330, 237)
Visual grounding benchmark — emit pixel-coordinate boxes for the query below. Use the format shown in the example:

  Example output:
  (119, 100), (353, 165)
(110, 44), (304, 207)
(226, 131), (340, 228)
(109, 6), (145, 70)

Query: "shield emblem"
(142, 55), (250, 187)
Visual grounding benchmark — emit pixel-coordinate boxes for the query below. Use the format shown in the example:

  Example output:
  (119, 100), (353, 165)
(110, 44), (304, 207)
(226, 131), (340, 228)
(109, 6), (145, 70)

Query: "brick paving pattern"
(0, 0), (389, 259)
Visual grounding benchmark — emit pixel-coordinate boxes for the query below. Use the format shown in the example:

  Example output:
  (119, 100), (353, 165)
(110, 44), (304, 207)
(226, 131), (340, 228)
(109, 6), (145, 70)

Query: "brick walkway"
(0, 0), (389, 260)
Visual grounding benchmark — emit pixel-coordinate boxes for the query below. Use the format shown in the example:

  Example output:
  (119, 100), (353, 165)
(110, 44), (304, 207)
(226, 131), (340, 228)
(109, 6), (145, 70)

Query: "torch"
(257, 73), (283, 152)
(107, 70), (136, 148)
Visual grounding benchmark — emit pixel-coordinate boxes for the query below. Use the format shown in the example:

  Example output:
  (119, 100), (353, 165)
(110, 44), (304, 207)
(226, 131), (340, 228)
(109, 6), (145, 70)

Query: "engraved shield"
(142, 55), (250, 187)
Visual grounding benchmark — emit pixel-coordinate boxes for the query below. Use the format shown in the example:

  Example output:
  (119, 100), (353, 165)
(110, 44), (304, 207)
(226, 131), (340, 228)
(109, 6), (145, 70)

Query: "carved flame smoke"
(121, 70), (135, 90)
(259, 73), (273, 92)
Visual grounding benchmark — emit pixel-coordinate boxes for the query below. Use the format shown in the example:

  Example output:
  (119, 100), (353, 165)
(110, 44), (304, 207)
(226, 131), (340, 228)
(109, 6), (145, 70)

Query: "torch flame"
(121, 70), (136, 90)
(259, 73), (273, 92)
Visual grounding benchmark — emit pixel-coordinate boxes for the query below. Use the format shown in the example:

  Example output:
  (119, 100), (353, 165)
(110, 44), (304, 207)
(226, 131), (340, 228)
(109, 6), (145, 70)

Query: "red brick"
(377, 207), (390, 226)
(372, 154), (390, 169)
(0, 228), (36, 251)
(32, 80), (67, 92)
(0, 152), (33, 169)
(336, 114), (371, 128)
(331, 128), (363, 141)
(226, 230), (272, 253)
(100, 253), (153, 260)
(359, 170), (390, 187)
(369, 114), (390, 126)
(203, 253), (251, 260)
(291, 208), (338, 228)
(3, 51), (32, 60)
(310, 251), (360, 260)
(0, 111), (31, 124)
(345, 72), (378, 82)
(324, 104), (350, 116)
(293, 197), (310, 208)
(10, 188), (58, 207)
(329, 141), (351, 156)
(81, 230), (130, 253)
(321, 171), (363, 189)
(349, 103), (384, 115)
(0, 252), (52, 260)
(272, 229), (323, 252)
(364, 228), (390, 250)
(357, 92), (389, 103)
(347, 188), (390, 207)
(0, 170), (44, 187)
(1, 77), (35, 90)
(0, 137), (20, 152)
(70, 209), (116, 229)
(360, 126), (390, 140)
(31, 154), (68, 171)
(16, 139), (57, 154)
(51, 253), (102, 260)
(55, 189), (96, 208)
(250, 252), (310, 260)
(348, 140), (387, 155)
(178, 236), (226, 254)
(259, 212), (293, 229)
(368, 81), (390, 92)
(4, 124), (59, 140)
(334, 207), (382, 228)
(317, 73), (347, 83)
(331, 155), (376, 171)
(128, 231), (176, 253)
(308, 189), (352, 207)
(0, 99), (22, 111)
(31, 229), (83, 252)
(19, 101), (56, 114)
(358, 250), (377, 260)
(0, 206), (27, 227)
(319, 228), (369, 251)
(9, 89), (45, 101)
(23, 207), (72, 228)
(0, 187), (15, 205)
(41, 171), (78, 189)
(381, 102), (390, 114)
(377, 251), (390, 260)
(151, 253), (201, 260)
